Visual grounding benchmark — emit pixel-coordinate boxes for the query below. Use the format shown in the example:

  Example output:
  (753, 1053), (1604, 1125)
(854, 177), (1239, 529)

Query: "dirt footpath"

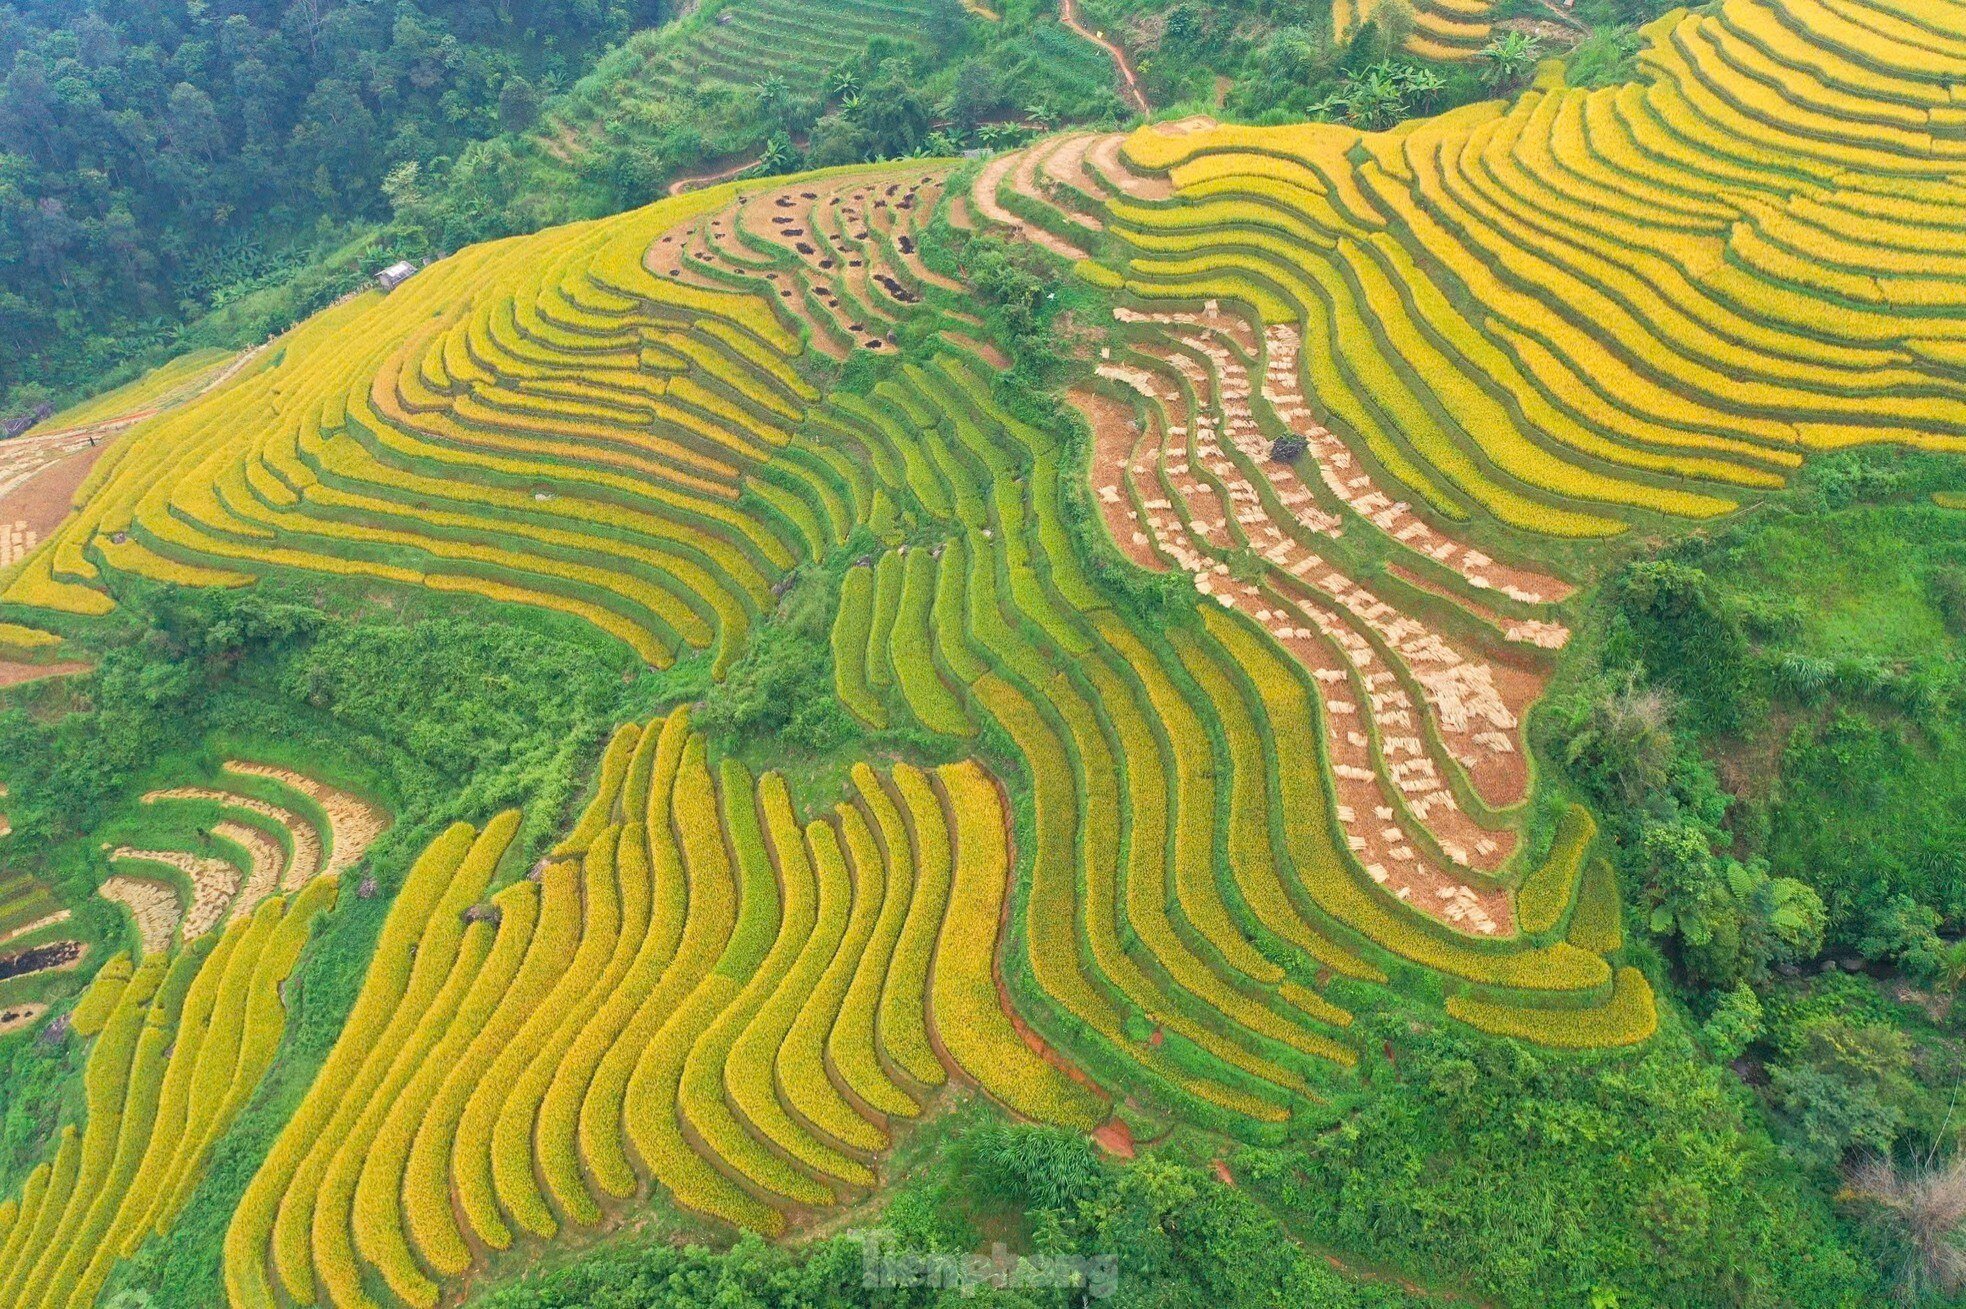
(1058, 0), (1150, 115)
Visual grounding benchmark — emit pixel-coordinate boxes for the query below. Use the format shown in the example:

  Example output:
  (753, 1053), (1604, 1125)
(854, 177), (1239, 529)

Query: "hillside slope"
(0, 0), (1962, 1304)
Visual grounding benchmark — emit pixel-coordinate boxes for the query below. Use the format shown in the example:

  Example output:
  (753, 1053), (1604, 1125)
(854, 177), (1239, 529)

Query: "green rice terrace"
(536, 0), (951, 166)
(5, 0), (1966, 1305)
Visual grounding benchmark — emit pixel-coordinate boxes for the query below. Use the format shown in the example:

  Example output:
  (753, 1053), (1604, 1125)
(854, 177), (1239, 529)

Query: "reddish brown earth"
(1059, 0), (1150, 114)
(1068, 387), (1166, 571)
(1093, 1119), (1137, 1158)
(1086, 134), (1174, 200)
(1041, 133), (1109, 206)
(0, 660), (91, 687)
(0, 436), (114, 540)
(1470, 661), (1543, 809)
(971, 148), (1088, 261)
(1385, 561), (1570, 647)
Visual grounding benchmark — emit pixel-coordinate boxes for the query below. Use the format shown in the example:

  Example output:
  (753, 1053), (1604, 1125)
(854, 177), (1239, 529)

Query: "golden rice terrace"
(2, 0), (1964, 1304)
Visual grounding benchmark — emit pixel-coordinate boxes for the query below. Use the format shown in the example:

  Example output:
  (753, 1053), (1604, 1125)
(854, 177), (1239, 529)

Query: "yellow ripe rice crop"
(3, 180), (828, 670)
(1447, 967), (1660, 1048)
(1106, 0), (1966, 534)
(1515, 807), (1597, 936)
(934, 761), (1107, 1129)
(0, 623), (60, 656)
(204, 706), (1217, 1305)
(0, 883), (331, 1309)
(54, 16), (1966, 1283)
(1565, 859), (1627, 956)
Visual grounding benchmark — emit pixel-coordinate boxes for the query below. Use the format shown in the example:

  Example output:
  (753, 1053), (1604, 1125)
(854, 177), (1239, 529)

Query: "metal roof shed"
(375, 261), (417, 292)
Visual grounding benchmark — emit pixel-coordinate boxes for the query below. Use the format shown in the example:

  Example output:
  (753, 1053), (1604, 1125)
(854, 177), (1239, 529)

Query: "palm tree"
(1341, 65), (1409, 130)
(1399, 64), (1447, 113)
(760, 132), (796, 172)
(1480, 31), (1544, 92)
(753, 74), (791, 109)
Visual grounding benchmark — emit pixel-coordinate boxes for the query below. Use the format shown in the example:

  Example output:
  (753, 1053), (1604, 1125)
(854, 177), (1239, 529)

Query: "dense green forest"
(0, 0), (662, 405)
(1541, 452), (1966, 1180)
(0, 0), (1127, 412)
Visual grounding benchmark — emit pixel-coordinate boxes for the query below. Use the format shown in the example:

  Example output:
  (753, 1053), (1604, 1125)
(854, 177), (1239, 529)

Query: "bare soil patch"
(0, 432), (114, 542)
(1087, 132), (1174, 199)
(970, 148), (1088, 259)
(0, 1002), (45, 1035)
(0, 659), (92, 688)
(1385, 561), (1570, 652)
(1067, 387), (1166, 571)
(1093, 1119), (1136, 1158)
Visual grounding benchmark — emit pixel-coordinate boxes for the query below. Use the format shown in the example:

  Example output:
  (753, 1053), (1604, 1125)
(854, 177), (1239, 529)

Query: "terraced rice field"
(0, 872), (67, 948)
(1072, 1), (1966, 535)
(103, 762), (388, 957)
(0, 762), (381, 1309)
(223, 711), (1097, 1306)
(684, 0), (942, 85)
(0, 134), (1641, 1141)
(540, 0), (943, 155)
(1336, 0), (1498, 61)
(0, 883), (339, 1309)
(0, 431), (100, 569)
(36, 347), (240, 435)
(0, 761), (383, 1010)
(2, 348), (263, 583)
(3, 58), (1671, 1112)
(0, 166), (979, 668)
(8, 0), (1954, 1292)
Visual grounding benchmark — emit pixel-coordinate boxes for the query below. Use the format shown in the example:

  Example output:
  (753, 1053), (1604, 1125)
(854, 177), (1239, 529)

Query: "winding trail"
(1528, 0), (1590, 33)
(25, 342), (264, 446)
(1058, 0), (1150, 116)
(667, 153), (764, 196)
